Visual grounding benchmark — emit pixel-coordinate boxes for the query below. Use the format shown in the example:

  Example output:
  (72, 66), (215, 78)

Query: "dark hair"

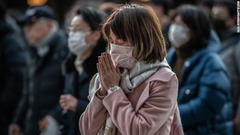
(214, 0), (236, 17)
(102, 4), (166, 63)
(0, 1), (6, 19)
(201, 0), (214, 10)
(101, 0), (127, 4)
(173, 5), (211, 50)
(76, 6), (106, 31)
(150, 0), (169, 15)
(171, 0), (198, 9)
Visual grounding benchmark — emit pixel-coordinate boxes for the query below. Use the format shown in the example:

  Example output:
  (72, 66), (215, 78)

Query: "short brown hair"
(102, 4), (166, 63)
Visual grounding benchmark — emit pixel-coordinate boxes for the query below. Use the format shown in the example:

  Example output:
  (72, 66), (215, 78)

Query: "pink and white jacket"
(79, 67), (184, 135)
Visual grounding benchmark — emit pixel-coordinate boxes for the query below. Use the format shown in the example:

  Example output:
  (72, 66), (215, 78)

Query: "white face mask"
(110, 43), (137, 69)
(68, 32), (89, 56)
(169, 24), (190, 48)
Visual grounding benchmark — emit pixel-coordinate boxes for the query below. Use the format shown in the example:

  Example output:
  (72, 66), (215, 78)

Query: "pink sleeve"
(79, 92), (108, 135)
(102, 75), (178, 135)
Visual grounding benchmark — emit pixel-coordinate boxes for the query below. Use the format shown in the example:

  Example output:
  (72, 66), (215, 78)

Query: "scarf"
(88, 58), (170, 135)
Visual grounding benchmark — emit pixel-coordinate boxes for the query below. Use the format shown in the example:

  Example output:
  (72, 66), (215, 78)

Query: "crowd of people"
(0, 0), (239, 135)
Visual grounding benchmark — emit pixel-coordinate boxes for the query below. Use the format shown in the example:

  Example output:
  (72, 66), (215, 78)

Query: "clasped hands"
(97, 53), (120, 96)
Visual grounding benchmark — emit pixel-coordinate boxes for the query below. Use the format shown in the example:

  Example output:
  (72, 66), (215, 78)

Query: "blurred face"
(169, 15), (191, 48)
(24, 20), (52, 46)
(211, 5), (235, 40)
(212, 5), (235, 29)
(212, 5), (229, 21)
(69, 15), (98, 47)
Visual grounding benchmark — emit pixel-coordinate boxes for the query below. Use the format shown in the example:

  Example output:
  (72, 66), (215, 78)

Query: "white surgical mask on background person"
(169, 23), (190, 48)
(68, 31), (89, 56)
(110, 43), (137, 69)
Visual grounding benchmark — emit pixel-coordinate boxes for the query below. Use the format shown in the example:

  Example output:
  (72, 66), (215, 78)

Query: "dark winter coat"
(167, 31), (233, 135)
(57, 38), (106, 135)
(0, 19), (27, 135)
(13, 29), (68, 135)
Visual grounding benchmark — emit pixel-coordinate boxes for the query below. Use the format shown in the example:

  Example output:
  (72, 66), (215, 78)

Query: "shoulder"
(148, 67), (177, 83)
(50, 31), (69, 58)
(1, 33), (26, 57)
(202, 52), (227, 72)
(51, 30), (68, 49)
(145, 67), (178, 100)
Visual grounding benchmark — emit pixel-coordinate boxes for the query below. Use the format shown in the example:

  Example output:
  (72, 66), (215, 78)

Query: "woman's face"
(109, 29), (127, 46)
(174, 15), (193, 39)
(169, 15), (192, 48)
(109, 29), (137, 58)
(69, 15), (98, 46)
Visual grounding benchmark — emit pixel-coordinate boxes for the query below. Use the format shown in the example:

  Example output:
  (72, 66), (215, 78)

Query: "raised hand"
(97, 53), (120, 95)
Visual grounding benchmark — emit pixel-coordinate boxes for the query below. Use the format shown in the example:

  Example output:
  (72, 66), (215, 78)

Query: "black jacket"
(58, 38), (106, 135)
(13, 29), (68, 135)
(0, 18), (27, 135)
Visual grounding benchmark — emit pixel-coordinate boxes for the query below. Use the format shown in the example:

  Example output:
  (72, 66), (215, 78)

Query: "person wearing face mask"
(79, 4), (184, 135)
(56, 6), (107, 135)
(212, 0), (237, 42)
(167, 5), (232, 135)
(212, 1), (240, 134)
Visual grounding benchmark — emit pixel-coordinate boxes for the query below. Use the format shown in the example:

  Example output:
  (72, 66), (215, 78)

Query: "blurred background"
(3, 0), (204, 29)
(1, 0), (240, 135)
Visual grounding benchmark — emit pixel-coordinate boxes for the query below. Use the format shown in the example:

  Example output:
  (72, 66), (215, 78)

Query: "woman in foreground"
(79, 4), (184, 135)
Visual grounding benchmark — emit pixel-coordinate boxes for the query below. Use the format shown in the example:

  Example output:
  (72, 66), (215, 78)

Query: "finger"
(59, 97), (66, 103)
(97, 56), (103, 75)
(97, 63), (101, 75)
(60, 103), (66, 109)
(65, 95), (70, 101)
(107, 53), (115, 69)
(61, 102), (67, 108)
(99, 55), (108, 73)
(59, 99), (66, 106)
(65, 94), (71, 97)
(98, 61), (105, 75)
(60, 95), (67, 100)
(102, 53), (112, 72)
(97, 63), (104, 88)
(67, 95), (74, 102)
(98, 55), (102, 63)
